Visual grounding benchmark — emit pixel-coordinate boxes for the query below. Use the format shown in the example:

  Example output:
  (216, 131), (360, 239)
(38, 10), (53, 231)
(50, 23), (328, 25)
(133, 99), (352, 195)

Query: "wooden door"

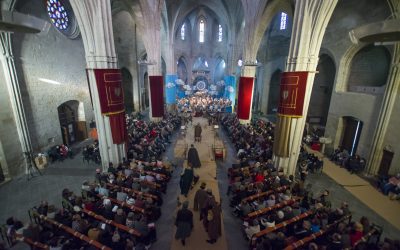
(378, 150), (394, 176)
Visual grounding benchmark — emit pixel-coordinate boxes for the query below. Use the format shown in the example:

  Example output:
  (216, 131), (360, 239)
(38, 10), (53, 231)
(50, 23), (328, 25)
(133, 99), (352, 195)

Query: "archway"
(308, 54), (336, 126)
(348, 45), (391, 92)
(214, 58), (226, 83)
(267, 69), (281, 114)
(121, 68), (134, 112)
(177, 56), (188, 83)
(57, 100), (87, 145)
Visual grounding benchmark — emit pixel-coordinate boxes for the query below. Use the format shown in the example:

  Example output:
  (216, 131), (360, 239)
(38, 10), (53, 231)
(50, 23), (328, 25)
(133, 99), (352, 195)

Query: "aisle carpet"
(171, 117), (228, 250)
(307, 147), (400, 231)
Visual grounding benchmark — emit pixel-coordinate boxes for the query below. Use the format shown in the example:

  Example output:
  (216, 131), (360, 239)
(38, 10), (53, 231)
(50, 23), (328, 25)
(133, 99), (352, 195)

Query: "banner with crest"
(94, 69), (125, 115)
(277, 71), (309, 117)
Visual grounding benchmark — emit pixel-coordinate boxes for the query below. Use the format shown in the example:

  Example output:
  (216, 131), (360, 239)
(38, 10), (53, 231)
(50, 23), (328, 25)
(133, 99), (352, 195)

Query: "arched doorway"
(308, 54), (336, 126)
(121, 68), (134, 113)
(57, 100), (87, 145)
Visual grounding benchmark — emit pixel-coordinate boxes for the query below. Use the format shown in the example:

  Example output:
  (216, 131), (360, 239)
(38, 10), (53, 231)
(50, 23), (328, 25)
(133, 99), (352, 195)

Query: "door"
(378, 150), (394, 176)
(341, 116), (363, 156)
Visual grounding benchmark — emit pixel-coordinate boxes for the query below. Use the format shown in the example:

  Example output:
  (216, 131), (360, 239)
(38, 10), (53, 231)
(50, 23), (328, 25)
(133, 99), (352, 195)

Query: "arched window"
(46, 0), (69, 30)
(280, 12), (287, 30)
(218, 24), (223, 42)
(199, 19), (205, 43)
(180, 23), (185, 40)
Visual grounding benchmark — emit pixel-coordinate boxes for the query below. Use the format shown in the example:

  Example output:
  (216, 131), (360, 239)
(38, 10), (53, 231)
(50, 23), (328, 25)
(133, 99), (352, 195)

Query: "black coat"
(188, 147), (201, 168)
(175, 208), (193, 240)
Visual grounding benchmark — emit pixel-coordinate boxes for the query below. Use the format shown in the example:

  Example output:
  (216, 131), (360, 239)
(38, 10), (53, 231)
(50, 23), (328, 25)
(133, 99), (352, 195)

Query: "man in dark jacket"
(175, 201), (193, 246)
(194, 182), (208, 218)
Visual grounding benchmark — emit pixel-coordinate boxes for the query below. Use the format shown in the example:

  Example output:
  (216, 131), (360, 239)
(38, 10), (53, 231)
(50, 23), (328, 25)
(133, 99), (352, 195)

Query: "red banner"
(94, 69), (125, 115)
(109, 112), (127, 144)
(237, 77), (254, 120)
(149, 76), (164, 118)
(277, 72), (308, 117)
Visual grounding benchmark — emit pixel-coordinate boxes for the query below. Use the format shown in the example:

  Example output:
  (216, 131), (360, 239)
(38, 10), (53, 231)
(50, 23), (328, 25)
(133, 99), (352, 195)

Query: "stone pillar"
(70, 0), (126, 170)
(366, 44), (400, 174)
(272, 0), (338, 175)
(138, 0), (164, 120)
(0, 33), (32, 175)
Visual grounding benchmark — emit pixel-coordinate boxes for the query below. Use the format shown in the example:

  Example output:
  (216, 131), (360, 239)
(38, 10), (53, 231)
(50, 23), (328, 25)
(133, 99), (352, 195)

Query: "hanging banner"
(237, 76), (254, 120)
(149, 75), (164, 117)
(93, 69), (125, 115)
(224, 75), (236, 113)
(109, 112), (127, 144)
(277, 71), (309, 117)
(165, 74), (177, 104)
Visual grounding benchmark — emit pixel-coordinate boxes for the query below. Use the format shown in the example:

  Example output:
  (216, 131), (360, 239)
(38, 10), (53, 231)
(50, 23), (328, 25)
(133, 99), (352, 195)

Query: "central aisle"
(171, 117), (228, 250)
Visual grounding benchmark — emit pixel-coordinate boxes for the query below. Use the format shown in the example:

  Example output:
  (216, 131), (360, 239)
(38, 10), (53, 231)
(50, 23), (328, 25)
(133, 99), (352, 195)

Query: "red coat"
(255, 174), (264, 183)
(350, 231), (363, 246)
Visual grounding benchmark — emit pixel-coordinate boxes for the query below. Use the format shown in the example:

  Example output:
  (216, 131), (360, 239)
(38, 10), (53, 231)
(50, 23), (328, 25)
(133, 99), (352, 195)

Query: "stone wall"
(112, 10), (140, 112)
(3, 0), (94, 177)
(322, 0), (391, 161)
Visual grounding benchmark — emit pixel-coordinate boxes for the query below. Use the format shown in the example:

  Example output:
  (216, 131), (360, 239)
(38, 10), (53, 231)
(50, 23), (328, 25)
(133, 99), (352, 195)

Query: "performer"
(187, 144), (201, 168)
(194, 123), (202, 142)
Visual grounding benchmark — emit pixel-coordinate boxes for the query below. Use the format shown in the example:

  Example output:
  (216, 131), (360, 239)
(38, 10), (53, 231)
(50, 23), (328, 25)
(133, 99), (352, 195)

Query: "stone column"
(238, 0), (269, 124)
(138, 0), (164, 120)
(0, 32), (32, 175)
(366, 44), (400, 174)
(70, 0), (126, 170)
(273, 0), (338, 175)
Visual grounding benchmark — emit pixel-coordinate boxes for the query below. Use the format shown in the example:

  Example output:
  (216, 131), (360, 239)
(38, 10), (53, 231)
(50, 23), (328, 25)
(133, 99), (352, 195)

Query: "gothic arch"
(267, 69), (282, 114)
(308, 54), (336, 125)
(335, 44), (365, 92)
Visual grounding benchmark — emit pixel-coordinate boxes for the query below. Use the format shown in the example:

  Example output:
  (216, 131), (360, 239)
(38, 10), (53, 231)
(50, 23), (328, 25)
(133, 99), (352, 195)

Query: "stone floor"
(1, 123), (400, 249)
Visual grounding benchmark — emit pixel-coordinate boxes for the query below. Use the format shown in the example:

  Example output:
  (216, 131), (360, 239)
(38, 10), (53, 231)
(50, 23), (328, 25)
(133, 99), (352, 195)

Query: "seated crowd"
(82, 140), (101, 165)
(177, 93), (232, 114)
(221, 114), (397, 250)
(2, 114), (179, 250)
(3, 156), (173, 250)
(47, 144), (74, 163)
(126, 113), (180, 162)
(377, 173), (400, 200)
(330, 148), (366, 174)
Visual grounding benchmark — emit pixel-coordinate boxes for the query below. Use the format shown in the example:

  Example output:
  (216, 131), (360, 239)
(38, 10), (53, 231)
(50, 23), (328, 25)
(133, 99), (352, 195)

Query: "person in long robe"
(175, 201), (193, 246)
(187, 144), (201, 168)
(205, 198), (222, 244)
(194, 123), (202, 142)
(180, 165), (194, 197)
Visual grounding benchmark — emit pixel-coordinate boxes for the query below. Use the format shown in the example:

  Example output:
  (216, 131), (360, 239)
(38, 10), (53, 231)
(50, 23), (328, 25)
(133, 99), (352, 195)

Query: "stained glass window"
(180, 23), (185, 40)
(46, 0), (69, 30)
(218, 24), (223, 42)
(280, 12), (287, 30)
(199, 19), (205, 43)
